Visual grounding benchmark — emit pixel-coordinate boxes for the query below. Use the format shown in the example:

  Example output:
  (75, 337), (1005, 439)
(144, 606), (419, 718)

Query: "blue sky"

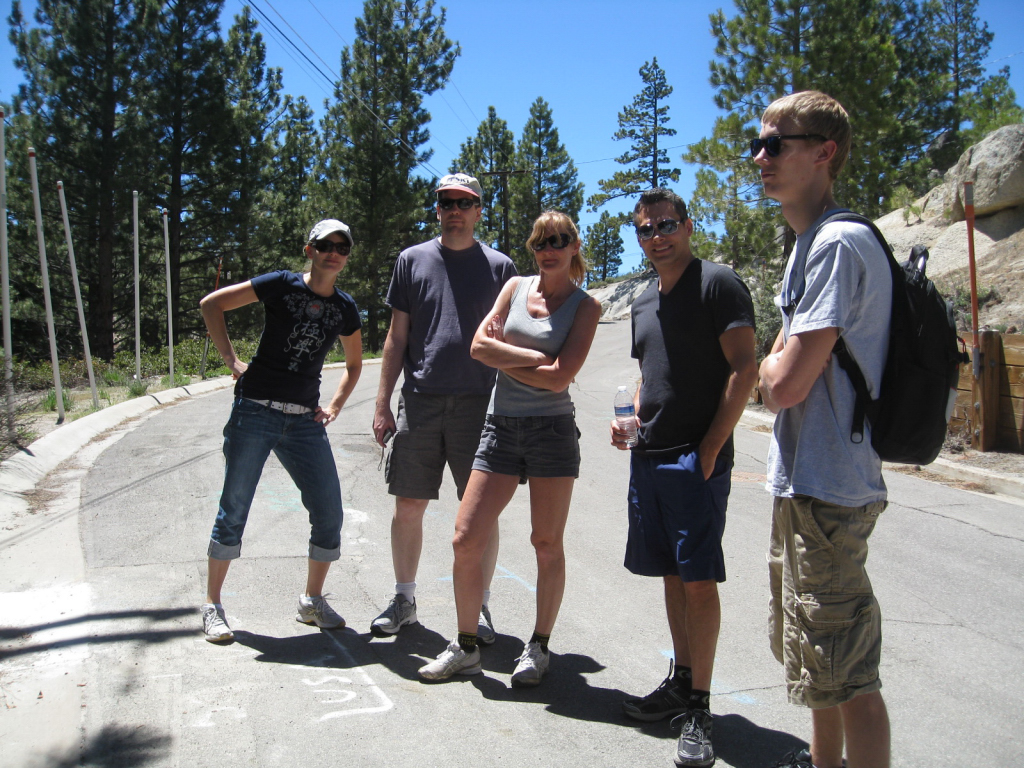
(3, 0), (1023, 272)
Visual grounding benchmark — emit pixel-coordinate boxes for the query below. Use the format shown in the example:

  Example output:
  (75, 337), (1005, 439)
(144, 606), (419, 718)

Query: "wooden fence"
(951, 332), (1024, 452)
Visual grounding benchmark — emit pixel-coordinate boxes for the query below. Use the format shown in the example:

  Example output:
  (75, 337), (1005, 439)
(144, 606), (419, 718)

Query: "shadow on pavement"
(713, 713), (807, 768)
(29, 724), (171, 768)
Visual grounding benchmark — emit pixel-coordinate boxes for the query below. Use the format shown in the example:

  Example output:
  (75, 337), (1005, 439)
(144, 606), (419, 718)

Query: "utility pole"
(479, 169), (527, 257)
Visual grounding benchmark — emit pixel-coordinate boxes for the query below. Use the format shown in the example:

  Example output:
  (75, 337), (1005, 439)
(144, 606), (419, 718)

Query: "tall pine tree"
(583, 211), (624, 283)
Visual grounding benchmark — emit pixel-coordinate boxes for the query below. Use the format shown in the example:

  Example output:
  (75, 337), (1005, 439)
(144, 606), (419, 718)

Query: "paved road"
(2, 320), (1023, 767)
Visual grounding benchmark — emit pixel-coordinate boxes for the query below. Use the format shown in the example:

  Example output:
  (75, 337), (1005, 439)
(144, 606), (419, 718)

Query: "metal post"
(57, 181), (99, 409)
(134, 191), (141, 384)
(28, 148), (65, 424)
(0, 109), (14, 438)
(162, 209), (173, 385)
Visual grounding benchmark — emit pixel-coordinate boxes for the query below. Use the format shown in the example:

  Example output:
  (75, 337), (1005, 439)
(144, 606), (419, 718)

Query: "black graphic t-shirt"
(234, 270), (361, 408)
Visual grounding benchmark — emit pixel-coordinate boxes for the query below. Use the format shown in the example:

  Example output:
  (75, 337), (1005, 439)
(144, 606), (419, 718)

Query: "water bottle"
(614, 386), (638, 447)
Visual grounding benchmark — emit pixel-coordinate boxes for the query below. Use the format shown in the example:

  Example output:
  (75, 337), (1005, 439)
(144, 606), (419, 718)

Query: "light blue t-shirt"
(766, 212), (892, 506)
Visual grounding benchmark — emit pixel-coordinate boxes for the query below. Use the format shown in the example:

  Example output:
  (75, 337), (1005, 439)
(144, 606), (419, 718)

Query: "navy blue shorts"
(472, 413), (580, 480)
(624, 448), (732, 582)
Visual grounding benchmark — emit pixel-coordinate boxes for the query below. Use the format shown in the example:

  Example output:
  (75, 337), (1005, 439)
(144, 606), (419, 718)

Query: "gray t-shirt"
(767, 213), (892, 506)
(386, 237), (516, 395)
(489, 276), (588, 417)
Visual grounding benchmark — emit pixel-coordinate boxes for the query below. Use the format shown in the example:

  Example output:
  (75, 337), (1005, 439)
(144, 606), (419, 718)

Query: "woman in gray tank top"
(417, 212), (601, 687)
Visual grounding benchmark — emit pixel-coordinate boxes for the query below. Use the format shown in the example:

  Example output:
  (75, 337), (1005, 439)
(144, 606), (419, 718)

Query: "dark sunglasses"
(531, 233), (573, 251)
(749, 134), (827, 158)
(313, 240), (351, 255)
(636, 219), (680, 241)
(437, 197), (478, 211)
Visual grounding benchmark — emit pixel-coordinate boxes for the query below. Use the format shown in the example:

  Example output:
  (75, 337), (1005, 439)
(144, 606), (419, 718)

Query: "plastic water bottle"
(614, 386), (638, 447)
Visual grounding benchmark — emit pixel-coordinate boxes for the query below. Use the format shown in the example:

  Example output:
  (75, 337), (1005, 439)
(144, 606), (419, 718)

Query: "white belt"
(244, 398), (314, 415)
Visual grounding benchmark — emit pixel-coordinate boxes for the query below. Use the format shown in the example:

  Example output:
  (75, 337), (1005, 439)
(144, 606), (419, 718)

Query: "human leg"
(809, 706), (845, 768)
(526, 475), (575, 635)
(839, 690), (889, 768)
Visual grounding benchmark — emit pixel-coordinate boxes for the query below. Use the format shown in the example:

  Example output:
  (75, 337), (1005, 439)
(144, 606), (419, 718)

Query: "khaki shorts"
(768, 495), (885, 708)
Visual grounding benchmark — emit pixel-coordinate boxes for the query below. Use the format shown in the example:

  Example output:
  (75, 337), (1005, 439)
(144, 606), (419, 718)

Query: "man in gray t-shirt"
(370, 173), (516, 639)
(756, 92), (892, 768)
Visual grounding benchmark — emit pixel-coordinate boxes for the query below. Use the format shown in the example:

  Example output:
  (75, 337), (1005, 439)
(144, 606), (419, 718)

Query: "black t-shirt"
(234, 270), (362, 409)
(631, 259), (754, 457)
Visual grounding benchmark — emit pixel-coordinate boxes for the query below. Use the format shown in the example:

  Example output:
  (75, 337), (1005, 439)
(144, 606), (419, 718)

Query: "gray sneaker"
(371, 594), (418, 636)
(296, 595), (345, 629)
(418, 639), (482, 681)
(510, 641), (549, 687)
(202, 603), (234, 643)
(672, 708), (715, 767)
(477, 604), (496, 645)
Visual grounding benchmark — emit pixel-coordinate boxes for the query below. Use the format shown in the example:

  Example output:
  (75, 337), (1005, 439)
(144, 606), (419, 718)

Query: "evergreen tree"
(270, 96), (320, 250)
(450, 105), (516, 251)
(583, 211), (624, 283)
(587, 58), (680, 213)
(310, 0), (458, 351)
(960, 67), (1024, 145)
(508, 97), (583, 273)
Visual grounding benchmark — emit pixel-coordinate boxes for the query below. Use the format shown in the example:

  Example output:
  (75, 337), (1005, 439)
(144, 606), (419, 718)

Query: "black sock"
(529, 631), (550, 653)
(457, 632), (477, 652)
(688, 689), (710, 711)
(673, 665), (693, 687)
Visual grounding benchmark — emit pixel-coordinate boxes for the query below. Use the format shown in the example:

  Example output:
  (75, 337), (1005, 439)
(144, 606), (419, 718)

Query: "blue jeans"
(208, 398), (343, 562)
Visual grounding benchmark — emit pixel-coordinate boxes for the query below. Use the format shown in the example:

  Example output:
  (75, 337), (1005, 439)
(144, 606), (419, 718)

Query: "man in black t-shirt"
(610, 189), (756, 768)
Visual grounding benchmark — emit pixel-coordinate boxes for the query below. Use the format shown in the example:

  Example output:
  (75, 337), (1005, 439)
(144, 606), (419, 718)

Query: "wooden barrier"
(951, 332), (1024, 452)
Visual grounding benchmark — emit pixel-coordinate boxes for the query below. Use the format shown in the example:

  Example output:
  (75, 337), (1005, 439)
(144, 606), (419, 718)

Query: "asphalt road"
(2, 319), (1023, 767)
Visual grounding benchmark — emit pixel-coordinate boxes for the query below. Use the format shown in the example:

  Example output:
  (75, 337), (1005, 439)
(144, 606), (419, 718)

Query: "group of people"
(197, 91), (892, 768)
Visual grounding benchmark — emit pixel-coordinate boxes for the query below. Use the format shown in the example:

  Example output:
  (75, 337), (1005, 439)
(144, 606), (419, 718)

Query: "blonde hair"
(762, 90), (851, 180)
(526, 211), (586, 286)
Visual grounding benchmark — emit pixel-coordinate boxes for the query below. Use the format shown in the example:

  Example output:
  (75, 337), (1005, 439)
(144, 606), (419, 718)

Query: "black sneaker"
(767, 749), (813, 768)
(622, 662), (690, 722)
(672, 708), (714, 767)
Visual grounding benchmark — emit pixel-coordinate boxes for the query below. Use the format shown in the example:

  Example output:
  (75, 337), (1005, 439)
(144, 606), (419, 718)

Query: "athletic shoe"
(766, 749), (814, 768)
(202, 603), (234, 643)
(296, 594), (346, 629)
(477, 604), (496, 645)
(418, 639), (482, 681)
(510, 641), (549, 687)
(622, 661), (690, 721)
(370, 594), (417, 636)
(671, 708), (715, 767)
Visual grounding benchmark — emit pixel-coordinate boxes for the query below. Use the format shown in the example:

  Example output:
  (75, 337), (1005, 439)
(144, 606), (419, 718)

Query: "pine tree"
(587, 58), (680, 213)
(960, 67), (1024, 145)
(508, 97), (583, 273)
(450, 106), (517, 251)
(270, 96), (320, 250)
(583, 211), (624, 283)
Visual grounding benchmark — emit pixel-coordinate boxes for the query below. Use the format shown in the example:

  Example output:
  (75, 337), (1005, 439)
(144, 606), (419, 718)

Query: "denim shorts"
(624, 448), (732, 582)
(768, 495), (885, 708)
(386, 391), (490, 500)
(471, 413), (581, 480)
(208, 397), (343, 562)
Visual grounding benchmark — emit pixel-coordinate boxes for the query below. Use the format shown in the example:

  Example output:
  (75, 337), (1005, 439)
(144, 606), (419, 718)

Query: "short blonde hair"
(526, 211), (586, 287)
(762, 91), (851, 180)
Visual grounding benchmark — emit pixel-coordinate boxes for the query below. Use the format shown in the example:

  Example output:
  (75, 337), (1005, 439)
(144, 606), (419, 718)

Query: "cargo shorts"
(768, 495), (886, 708)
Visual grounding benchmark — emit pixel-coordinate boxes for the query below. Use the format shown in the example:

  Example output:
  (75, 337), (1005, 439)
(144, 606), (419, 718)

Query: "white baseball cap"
(308, 219), (353, 246)
(435, 173), (483, 198)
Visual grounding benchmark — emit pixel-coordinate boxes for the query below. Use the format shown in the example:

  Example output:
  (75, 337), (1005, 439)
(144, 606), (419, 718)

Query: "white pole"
(162, 208), (173, 384)
(0, 108), (15, 438)
(133, 190), (140, 383)
(28, 147), (65, 424)
(57, 181), (98, 409)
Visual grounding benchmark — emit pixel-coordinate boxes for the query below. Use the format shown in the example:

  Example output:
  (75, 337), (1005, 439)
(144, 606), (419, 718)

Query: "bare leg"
(206, 557), (232, 604)
(840, 690), (890, 768)
(452, 470), (519, 634)
(664, 576), (720, 692)
(810, 706), (845, 768)
(481, 522), (500, 595)
(527, 476), (575, 635)
(305, 559), (331, 597)
(391, 496), (429, 584)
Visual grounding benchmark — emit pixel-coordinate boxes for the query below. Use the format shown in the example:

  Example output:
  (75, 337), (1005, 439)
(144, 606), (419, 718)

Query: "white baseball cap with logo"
(308, 219), (353, 246)
(435, 173), (483, 199)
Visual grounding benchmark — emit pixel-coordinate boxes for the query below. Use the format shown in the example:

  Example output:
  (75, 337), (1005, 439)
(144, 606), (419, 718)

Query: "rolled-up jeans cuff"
(309, 542), (340, 562)
(208, 539), (241, 560)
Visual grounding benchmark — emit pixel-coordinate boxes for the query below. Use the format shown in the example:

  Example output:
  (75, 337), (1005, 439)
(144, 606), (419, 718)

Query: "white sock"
(396, 582), (416, 601)
(482, 589), (491, 607)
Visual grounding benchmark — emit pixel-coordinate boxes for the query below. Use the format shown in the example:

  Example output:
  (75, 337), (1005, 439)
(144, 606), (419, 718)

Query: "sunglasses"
(313, 240), (351, 255)
(531, 233), (573, 251)
(636, 219), (680, 241)
(749, 134), (827, 158)
(437, 197), (478, 211)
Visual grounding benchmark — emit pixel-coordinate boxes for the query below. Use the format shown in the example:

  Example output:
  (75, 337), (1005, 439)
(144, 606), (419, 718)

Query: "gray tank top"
(489, 276), (588, 416)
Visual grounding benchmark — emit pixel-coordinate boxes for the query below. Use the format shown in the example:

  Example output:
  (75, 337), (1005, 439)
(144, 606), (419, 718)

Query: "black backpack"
(800, 211), (967, 465)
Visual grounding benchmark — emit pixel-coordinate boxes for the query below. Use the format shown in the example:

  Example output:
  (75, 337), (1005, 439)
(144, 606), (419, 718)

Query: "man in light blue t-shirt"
(756, 92), (892, 768)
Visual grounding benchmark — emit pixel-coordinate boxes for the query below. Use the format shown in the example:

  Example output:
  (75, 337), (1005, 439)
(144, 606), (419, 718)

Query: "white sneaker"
(371, 594), (417, 635)
(296, 595), (346, 629)
(418, 639), (482, 681)
(202, 603), (234, 643)
(511, 641), (549, 687)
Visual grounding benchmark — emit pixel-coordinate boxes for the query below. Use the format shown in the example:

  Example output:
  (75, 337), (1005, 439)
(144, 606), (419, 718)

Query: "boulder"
(587, 272), (656, 321)
(946, 124), (1024, 221)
